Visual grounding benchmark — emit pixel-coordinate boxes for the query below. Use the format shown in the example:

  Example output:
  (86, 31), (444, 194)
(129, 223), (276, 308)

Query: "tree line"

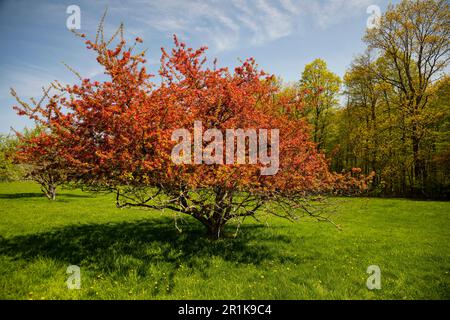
(279, 0), (449, 199)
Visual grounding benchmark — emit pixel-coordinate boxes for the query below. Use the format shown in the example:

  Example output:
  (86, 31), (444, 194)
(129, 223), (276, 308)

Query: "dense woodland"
(1, 0), (449, 200)
(278, 0), (450, 199)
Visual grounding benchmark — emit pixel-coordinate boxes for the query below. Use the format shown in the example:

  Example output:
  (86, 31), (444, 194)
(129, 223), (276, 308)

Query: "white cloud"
(99, 0), (375, 52)
(306, 0), (374, 29)
(279, 0), (300, 14)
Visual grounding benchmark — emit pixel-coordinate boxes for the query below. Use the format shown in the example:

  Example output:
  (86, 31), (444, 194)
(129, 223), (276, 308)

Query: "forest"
(276, 0), (450, 199)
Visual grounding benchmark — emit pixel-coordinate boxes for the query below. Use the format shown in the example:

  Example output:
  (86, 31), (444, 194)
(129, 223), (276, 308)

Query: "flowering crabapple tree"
(13, 23), (372, 238)
(10, 90), (68, 200)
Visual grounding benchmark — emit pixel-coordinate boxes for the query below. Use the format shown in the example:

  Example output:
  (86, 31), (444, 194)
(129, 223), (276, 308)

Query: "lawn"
(0, 181), (448, 300)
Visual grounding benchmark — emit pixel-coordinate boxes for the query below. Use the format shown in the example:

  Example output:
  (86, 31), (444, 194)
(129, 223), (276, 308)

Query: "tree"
(299, 59), (341, 152)
(364, 0), (450, 193)
(339, 53), (387, 185)
(10, 124), (67, 200)
(13, 25), (370, 238)
(330, 0), (450, 198)
(0, 134), (27, 182)
(426, 76), (450, 196)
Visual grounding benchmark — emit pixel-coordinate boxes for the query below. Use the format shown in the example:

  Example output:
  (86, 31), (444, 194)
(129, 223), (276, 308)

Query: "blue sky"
(0, 0), (395, 134)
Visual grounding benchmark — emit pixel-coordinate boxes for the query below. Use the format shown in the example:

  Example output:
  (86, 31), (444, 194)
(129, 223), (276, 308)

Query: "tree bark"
(44, 184), (56, 200)
(206, 222), (225, 240)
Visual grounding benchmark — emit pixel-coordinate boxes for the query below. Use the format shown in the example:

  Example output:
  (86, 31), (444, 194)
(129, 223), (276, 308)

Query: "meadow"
(0, 181), (448, 300)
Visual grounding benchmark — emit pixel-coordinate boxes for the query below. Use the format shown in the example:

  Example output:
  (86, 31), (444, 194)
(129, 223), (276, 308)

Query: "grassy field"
(0, 181), (449, 300)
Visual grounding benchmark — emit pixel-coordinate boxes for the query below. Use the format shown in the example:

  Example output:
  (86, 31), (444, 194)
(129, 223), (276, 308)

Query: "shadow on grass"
(0, 193), (45, 199)
(0, 218), (297, 277)
(0, 193), (93, 199)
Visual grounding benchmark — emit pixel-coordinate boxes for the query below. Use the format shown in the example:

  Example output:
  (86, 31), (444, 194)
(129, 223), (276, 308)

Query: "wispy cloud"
(0, 0), (375, 100)
(0, 0), (384, 134)
(103, 0), (374, 52)
(305, 0), (375, 29)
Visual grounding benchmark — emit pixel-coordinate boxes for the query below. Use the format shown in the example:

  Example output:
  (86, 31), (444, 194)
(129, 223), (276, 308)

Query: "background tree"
(10, 87), (68, 200)
(299, 58), (341, 153)
(12, 126), (67, 200)
(328, 0), (449, 198)
(333, 53), (389, 189)
(426, 76), (450, 196)
(0, 134), (27, 182)
(364, 0), (450, 194)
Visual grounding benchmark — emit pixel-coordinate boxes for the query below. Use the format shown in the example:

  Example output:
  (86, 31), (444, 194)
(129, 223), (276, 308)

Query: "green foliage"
(0, 181), (449, 299)
(299, 58), (342, 153)
(329, 0), (450, 198)
(0, 135), (26, 182)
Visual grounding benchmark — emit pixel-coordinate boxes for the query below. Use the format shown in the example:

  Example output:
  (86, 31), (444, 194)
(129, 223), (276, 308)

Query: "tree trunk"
(412, 130), (424, 195)
(192, 212), (226, 240)
(206, 222), (225, 240)
(45, 184), (56, 200)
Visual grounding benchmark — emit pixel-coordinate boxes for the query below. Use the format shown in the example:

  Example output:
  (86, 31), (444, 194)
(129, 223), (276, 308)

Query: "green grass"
(0, 181), (449, 300)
